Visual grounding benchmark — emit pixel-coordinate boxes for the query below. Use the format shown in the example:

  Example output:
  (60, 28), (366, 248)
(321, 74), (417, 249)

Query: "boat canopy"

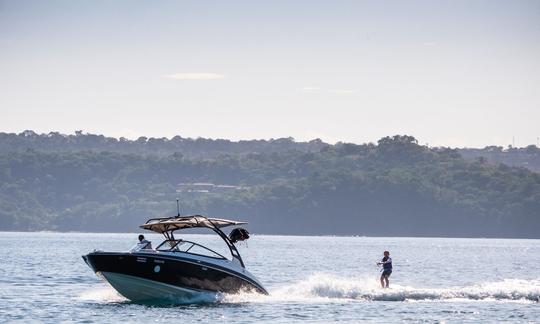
(140, 215), (247, 234)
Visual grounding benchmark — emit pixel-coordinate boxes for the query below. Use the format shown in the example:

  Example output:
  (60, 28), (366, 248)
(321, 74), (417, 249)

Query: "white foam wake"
(222, 273), (540, 304)
(77, 287), (128, 303)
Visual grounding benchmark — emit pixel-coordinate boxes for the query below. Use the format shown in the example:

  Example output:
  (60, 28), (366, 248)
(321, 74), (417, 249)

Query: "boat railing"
(155, 239), (227, 260)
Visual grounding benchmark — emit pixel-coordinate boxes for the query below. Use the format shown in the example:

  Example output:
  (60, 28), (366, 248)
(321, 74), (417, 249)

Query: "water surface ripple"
(0, 233), (538, 323)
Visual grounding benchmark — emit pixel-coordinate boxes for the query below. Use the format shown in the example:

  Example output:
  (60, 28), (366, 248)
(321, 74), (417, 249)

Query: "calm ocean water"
(0, 232), (538, 323)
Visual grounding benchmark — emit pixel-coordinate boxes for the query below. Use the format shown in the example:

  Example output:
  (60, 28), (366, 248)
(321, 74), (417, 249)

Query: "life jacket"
(382, 256), (392, 270)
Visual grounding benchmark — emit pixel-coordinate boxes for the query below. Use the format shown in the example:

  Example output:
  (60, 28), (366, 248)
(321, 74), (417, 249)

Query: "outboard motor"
(229, 228), (250, 243)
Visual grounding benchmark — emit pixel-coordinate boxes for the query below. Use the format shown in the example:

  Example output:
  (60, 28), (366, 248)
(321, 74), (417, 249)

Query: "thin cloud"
(301, 86), (358, 94)
(329, 89), (358, 94)
(301, 86), (321, 92)
(164, 73), (225, 80)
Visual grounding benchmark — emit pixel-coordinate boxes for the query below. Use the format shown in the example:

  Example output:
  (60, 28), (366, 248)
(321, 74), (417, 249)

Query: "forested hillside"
(2, 131), (539, 172)
(0, 132), (539, 237)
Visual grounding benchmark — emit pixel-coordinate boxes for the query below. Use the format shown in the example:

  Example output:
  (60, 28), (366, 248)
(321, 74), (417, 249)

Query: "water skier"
(377, 250), (392, 288)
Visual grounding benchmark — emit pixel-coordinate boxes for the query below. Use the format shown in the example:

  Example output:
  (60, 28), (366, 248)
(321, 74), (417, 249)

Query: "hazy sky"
(1, 0), (539, 147)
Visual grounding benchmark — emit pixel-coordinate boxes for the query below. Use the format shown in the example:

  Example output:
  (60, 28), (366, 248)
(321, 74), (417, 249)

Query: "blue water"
(0, 232), (539, 323)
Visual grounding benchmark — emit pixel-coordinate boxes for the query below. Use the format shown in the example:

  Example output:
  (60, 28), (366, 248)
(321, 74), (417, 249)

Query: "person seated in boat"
(377, 250), (392, 288)
(137, 234), (152, 250)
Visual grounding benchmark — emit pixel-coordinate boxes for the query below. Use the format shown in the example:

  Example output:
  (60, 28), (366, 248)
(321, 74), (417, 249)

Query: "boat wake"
(223, 273), (540, 304)
(78, 274), (540, 305)
(78, 287), (128, 303)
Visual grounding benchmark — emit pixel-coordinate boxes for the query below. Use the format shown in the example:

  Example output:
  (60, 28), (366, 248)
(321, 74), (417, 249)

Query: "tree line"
(0, 130), (326, 158)
(2, 130), (539, 172)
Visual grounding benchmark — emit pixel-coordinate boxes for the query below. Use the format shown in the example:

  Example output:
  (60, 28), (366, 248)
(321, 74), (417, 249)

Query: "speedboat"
(82, 214), (268, 303)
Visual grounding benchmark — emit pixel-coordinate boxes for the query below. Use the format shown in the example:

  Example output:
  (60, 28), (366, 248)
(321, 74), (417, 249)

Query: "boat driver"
(138, 234), (152, 250)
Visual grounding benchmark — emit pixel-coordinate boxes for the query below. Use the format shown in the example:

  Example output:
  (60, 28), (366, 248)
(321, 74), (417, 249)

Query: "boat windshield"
(155, 239), (227, 260)
(129, 241), (153, 252)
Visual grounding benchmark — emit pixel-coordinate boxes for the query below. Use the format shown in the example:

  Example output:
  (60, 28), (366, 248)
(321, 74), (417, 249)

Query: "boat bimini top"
(139, 215), (249, 267)
(140, 215), (246, 233)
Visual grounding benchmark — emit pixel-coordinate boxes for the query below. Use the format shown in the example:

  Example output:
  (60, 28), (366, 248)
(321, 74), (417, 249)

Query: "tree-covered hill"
(1, 134), (538, 238)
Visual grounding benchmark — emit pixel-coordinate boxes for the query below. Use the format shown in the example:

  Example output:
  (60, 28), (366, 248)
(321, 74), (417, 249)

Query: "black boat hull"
(83, 251), (267, 302)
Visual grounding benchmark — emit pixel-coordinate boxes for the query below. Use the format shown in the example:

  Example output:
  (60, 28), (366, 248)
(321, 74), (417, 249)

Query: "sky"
(1, 0), (539, 148)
